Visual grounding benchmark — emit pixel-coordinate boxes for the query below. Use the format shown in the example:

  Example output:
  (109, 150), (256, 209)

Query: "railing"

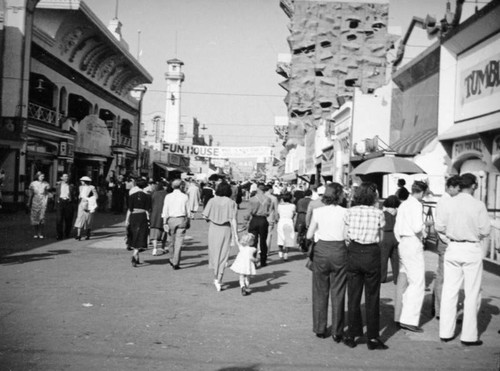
(116, 135), (132, 147)
(28, 102), (63, 127)
(485, 220), (500, 265)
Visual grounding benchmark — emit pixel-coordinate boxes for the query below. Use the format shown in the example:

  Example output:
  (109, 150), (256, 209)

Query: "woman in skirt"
(126, 178), (151, 267)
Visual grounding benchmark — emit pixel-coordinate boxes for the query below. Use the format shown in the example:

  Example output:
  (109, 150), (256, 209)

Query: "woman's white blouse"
(310, 205), (347, 241)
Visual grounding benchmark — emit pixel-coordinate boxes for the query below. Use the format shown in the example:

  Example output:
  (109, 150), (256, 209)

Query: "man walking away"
(394, 180), (428, 333)
(162, 179), (191, 270)
(55, 173), (75, 240)
(435, 173), (490, 346)
(246, 183), (271, 267)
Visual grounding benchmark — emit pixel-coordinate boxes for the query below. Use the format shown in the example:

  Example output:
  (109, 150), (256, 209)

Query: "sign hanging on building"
(452, 138), (485, 161)
(162, 143), (271, 159)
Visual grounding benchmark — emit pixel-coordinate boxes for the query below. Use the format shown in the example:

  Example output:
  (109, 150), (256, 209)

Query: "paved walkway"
(1, 205), (499, 370)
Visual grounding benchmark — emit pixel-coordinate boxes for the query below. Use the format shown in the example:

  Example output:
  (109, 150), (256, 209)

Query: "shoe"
(440, 337), (453, 343)
(241, 287), (248, 296)
(152, 249), (158, 256)
(343, 337), (357, 348)
(315, 333), (328, 339)
(39, 235), (44, 239)
(173, 265), (180, 270)
(75, 236), (81, 241)
(278, 251), (283, 258)
(399, 323), (424, 333)
(367, 338), (388, 350)
(461, 340), (482, 346)
(283, 253), (288, 261)
(332, 334), (343, 343)
(131, 257), (137, 267)
(214, 280), (222, 292)
(34, 235), (39, 239)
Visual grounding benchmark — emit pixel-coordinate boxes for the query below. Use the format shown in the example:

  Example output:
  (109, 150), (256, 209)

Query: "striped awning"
(390, 129), (437, 156)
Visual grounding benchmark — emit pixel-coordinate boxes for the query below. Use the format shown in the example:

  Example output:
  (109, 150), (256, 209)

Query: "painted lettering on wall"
(462, 55), (500, 102)
(452, 138), (484, 159)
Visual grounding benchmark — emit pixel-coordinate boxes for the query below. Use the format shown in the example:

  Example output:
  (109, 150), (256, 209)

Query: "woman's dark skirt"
(129, 213), (149, 249)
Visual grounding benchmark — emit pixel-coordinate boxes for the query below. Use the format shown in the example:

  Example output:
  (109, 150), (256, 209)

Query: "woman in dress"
(74, 176), (97, 240)
(380, 195), (401, 284)
(150, 180), (169, 256)
(202, 181), (238, 291)
(306, 183), (347, 342)
(126, 178), (151, 267)
(28, 171), (50, 238)
(277, 192), (296, 261)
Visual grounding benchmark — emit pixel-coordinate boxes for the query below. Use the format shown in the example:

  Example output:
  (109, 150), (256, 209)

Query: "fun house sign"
(162, 143), (271, 159)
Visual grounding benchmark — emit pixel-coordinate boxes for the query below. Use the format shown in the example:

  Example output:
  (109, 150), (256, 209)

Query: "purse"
(423, 207), (438, 252)
(305, 239), (315, 271)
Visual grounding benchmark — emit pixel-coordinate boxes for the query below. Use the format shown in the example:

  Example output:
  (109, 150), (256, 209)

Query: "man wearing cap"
(435, 173), (490, 346)
(162, 179), (191, 270)
(54, 173), (75, 240)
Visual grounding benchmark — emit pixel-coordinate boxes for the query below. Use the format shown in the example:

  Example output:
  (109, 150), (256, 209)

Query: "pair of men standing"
(394, 175), (490, 346)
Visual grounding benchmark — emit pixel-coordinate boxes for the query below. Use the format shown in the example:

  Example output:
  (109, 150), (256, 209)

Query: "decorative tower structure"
(163, 58), (185, 143)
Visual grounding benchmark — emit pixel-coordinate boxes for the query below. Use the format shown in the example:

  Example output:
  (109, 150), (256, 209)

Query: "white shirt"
(394, 195), (424, 241)
(60, 183), (70, 199)
(307, 205), (347, 241)
(161, 189), (190, 219)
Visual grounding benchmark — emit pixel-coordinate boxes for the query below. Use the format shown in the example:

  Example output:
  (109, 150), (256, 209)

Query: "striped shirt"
(344, 205), (385, 244)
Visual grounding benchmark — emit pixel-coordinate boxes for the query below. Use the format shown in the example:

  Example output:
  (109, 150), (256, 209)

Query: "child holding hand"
(231, 233), (258, 296)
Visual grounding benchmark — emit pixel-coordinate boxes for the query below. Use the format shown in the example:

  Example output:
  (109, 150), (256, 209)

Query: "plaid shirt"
(344, 205), (385, 244)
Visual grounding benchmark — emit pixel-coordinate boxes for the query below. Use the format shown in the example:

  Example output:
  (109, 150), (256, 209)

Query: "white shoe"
(152, 249), (158, 256)
(38, 235), (44, 239)
(214, 279), (222, 292)
(34, 235), (39, 239)
(283, 253), (288, 261)
(278, 251), (283, 258)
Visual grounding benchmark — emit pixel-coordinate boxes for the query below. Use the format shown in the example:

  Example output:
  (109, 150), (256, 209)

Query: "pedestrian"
(343, 182), (387, 350)
(296, 189), (312, 252)
(203, 181), (239, 291)
(380, 195), (401, 283)
(435, 173), (491, 346)
(201, 181), (215, 208)
(187, 178), (201, 217)
(395, 178), (409, 201)
(235, 181), (243, 209)
(74, 176), (97, 241)
(125, 178), (151, 267)
(150, 180), (168, 256)
(306, 182), (347, 342)
(432, 175), (461, 319)
(54, 173), (75, 240)
(305, 185), (325, 228)
(277, 192), (296, 261)
(230, 232), (257, 296)
(113, 175), (126, 214)
(393, 180), (429, 333)
(245, 183), (271, 267)
(28, 171), (50, 239)
(125, 176), (134, 208)
(265, 184), (279, 253)
(162, 179), (191, 270)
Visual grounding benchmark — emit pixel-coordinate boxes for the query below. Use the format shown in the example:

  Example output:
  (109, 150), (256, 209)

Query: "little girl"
(230, 232), (257, 296)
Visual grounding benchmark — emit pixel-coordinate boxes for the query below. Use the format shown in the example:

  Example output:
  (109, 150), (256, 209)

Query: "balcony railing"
(28, 102), (63, 127)
(112, 134), (132, 147)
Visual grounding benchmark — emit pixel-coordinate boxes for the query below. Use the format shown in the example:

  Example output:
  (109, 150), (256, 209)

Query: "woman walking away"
(202, 181), (238, 291)
(231, 233), (257, 296)
(150, 180), (168, 256)
(74, 176), (97, 240)
(277, 192), (296, 261)
(28, 171), (50, 238)
(343, 182), (387, 350)
(306, 183), (348, 342)
(380, 195), (401, 284)
(126, 178), (151, 267)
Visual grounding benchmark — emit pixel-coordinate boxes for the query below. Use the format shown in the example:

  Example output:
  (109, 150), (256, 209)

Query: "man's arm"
(477, 203), (491, 239)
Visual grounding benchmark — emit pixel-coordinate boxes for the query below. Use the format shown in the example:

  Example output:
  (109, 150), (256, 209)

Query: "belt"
(449, 239), (479, 243)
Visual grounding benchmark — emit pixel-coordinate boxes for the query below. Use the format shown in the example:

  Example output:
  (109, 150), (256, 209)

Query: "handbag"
(423, 207), (438, 252)
(305, 239), (315, 271)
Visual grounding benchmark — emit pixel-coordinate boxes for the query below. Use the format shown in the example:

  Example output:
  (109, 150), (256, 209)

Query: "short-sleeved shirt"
(344, 205), (385, 244)
(128, 190), (151, 212)
(203, 196), (237, 225)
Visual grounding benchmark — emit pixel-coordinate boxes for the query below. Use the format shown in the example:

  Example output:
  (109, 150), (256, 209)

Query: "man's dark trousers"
(56, 199), (74, 239)
(249, 215), (269, 265)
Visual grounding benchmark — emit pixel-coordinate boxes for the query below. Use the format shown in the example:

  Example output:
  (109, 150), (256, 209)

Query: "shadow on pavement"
(0, 249), (71, 265)
(218, 365), (260, 371)
(478, 297), (500, 336)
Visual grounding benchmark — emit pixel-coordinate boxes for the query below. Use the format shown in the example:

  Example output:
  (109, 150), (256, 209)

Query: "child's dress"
(231, 245), (257, 276)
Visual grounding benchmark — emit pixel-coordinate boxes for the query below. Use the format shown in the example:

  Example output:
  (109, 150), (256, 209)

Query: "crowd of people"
(23, 171), (491, 350)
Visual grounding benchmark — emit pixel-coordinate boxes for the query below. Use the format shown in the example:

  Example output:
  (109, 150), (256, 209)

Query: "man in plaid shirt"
(343, 182), (386, 350)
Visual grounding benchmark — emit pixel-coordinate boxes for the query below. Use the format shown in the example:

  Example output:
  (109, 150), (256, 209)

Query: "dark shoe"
(332, 334), (343, 343)
(343, 337), (357, 348)
(440, 337), (453, 343)
(367, 338), (388, 350)
(315, 333), (328, 339)
(75, 236), (81, 241)
(173, 265), (180, 270)
(399, 323), (424, 333)
(131, 257), (137, 267)
(241, 287), (248, 296)
(461, 340), (483, 346)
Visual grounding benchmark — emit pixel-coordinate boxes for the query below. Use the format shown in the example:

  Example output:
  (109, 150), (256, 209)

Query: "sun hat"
(80, 176), (91, 182)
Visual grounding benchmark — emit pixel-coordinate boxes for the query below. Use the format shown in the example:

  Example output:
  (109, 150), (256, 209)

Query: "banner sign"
(162, 143), (271, 159)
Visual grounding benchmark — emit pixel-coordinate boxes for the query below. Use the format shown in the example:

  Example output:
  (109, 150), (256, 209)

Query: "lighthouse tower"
(163, 58), (185, 143)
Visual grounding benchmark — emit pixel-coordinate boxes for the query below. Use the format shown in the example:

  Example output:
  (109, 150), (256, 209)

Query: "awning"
(439, 111), (500, 141)
(390, 129), (437, 156)
(154, 162), (190, 173)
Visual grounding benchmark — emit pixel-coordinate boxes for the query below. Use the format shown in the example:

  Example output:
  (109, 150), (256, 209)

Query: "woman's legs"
(132, 248), (139, 267)
(75, 228), (82, 240)
(33, 225), (39, 238)
(278, 245), (283, 258)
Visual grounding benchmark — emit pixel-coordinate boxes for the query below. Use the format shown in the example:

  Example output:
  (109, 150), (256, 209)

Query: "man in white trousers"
(435, 173), (490, 346)
(394, 181), (428, 333)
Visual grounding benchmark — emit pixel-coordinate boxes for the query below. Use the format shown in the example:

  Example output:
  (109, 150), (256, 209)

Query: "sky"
(82, 0), (487, 147)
